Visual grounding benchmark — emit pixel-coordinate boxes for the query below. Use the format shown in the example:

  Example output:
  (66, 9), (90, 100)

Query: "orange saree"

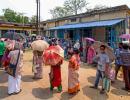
(68, 54), (80, 94)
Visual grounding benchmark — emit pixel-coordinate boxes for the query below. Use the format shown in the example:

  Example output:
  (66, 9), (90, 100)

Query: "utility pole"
(36, 0), (39, 35)
(36, 0), (40, 35)
(39, 0), (41, 35)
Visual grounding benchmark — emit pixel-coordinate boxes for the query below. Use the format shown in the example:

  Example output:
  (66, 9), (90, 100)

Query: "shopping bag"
(5, 50), (20, 77)
(5, 64), (16, 77)
(109, 68), (115, 82)
(103, 77), (111, 92)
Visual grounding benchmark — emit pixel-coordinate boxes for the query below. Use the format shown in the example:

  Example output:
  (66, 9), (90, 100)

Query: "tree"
(64, 0), (88, 15)
(3, 8), (17, 22)
(50, 7), (72, 19)
(30, 15), (37, 23)
(0, 16), (7, 22)
(86, 5), (108, 12)
(24, 16), (29, 24)
(93, 5), (108, 10)
(2, 8), (30, 24)
(50, 0), (88, 18)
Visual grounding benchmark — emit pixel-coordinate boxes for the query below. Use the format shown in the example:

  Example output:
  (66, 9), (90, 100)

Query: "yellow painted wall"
(0, 26), (34, 31)
(100, 11), (126, 20)
(81, 15), (98, 22)
(47, 22), (55, 28)
(59, 20), (65, 26)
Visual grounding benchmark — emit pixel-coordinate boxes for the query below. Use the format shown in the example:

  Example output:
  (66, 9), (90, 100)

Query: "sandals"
(8, 89), (22, 96)
(15, 89), (22, 94)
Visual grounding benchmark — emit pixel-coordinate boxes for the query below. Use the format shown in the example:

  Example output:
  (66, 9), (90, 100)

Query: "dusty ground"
(0, 50), (130, 100)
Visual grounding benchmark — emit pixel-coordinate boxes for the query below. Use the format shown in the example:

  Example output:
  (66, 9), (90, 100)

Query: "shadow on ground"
(60, 92), (76, 100)
(87, 76), (96, 84)
(82, 85), (109, 100)
(87, 76), (130, 97)
(111, 88), (129, 96)
(32, 87), (53, 99)
(111, 79), (129, 96)
(111, 79), (124, 89)
(80, 63), (96, 70)
(0, 71), (8, 83)
(0, 86), (9, 99)
(22, 75), (38, 82)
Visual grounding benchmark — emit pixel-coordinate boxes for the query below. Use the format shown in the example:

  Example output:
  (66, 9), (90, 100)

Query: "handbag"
(103, 76), (111, 92)
(5, 50), (20, 77)
(109, 68), (115, 82)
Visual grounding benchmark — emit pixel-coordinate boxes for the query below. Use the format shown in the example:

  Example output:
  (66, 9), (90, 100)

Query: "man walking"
(90, 45), (110, 94)
(120, 44), (130, 92)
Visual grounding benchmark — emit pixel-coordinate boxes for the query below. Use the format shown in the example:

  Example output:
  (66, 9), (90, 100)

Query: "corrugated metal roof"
(50, 19), (124, 30)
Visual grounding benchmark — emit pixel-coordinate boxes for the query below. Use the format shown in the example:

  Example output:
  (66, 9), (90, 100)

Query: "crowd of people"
(0, 36), (130, 97)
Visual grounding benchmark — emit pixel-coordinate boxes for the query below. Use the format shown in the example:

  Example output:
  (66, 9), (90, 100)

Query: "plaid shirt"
(120, 50), (130, 67)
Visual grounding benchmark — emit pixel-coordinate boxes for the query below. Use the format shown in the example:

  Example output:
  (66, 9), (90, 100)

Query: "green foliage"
(50, 0), (88, 19)
(64, 0), (87, 15)
(2, 8), (32, 24)
(30, 16), (37, 23)
(86, 5), (108, 12)
(50, 7), (72, 19)
(3, 8), (17, 22)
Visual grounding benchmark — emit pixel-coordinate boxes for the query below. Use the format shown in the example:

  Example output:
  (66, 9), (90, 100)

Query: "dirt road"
(0, 51), (130, 100)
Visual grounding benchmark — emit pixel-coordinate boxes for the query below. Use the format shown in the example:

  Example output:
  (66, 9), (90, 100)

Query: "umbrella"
(31, 40), (49, 51)
(119, 34), (130, 39)
(84, 37), (95, 42)
(2, 32), (25, 41)
(92, 41), (115, 62)
(43, 45), (64, 66)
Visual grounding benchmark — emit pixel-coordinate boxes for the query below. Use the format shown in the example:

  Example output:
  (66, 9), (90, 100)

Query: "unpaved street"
(0, 51), (130, 100)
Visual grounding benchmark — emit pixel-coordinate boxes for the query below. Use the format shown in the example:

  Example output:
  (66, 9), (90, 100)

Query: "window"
(43, 23), (46, 26)
(71, 18), (76, 22)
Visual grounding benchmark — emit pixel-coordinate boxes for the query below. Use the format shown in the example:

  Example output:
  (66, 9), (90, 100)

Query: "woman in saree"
(50, 60), (63, 92)
(7, 42), (23, 95)
(32, 51), (43, 79)
(87, 45), (96, 64)
(68, 48), (80, 94)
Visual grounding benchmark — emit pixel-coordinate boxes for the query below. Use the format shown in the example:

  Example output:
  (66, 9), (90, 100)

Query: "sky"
(0, 0), (130, 21)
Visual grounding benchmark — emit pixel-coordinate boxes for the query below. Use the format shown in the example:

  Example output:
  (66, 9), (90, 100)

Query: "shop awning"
(50, 19), (124, 30)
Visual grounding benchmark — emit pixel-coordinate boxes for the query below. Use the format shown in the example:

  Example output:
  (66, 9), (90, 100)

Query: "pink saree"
(87, 46), (96, 64)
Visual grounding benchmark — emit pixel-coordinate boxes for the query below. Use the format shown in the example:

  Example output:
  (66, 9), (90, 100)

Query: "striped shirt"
(120, 50), (130, 67)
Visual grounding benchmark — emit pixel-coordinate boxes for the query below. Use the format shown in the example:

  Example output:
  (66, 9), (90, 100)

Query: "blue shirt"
(115, 48), (122, 65)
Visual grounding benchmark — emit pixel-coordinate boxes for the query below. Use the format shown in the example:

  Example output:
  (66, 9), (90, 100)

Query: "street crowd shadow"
(80, 63), (96, 70)
(87, 76), (102, 86)
(32, 87), (53, 99)
(60, 92), (76, 100)
(82, 85), (109, 100)
(111, 79), (123, 89)
(0, 71), (8, 83)
(22, 75), (37, 82)
(87, 76), (96, 84)
(111, 88), (129, 96)
(111, 79), (130, 96)
(0, 86), (9, 99)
